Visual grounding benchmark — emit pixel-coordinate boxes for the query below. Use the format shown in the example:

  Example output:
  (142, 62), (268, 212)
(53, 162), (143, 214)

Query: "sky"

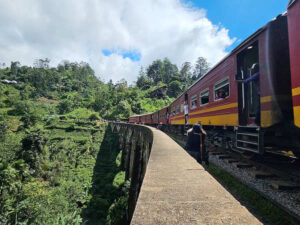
(188, 0), (289, 50)
(0, 0), (288, 83)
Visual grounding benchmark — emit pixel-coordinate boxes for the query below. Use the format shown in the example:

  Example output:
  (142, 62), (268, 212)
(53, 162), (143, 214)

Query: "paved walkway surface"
(131, 127), (262, 225)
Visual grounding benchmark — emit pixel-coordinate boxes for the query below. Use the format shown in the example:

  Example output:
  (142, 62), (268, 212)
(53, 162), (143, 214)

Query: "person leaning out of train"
(184, 101), (189, 124)
(185, 123), (209, 166)
(216, 89), (226, 100)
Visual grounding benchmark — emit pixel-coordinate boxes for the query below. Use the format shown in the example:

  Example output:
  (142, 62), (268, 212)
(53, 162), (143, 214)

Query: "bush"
(66, 108), (96, 120)
(89, 113), (100, 121)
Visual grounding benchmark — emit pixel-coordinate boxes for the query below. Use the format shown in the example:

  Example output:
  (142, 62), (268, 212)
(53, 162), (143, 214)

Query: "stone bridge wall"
(110, 122), (153, 222)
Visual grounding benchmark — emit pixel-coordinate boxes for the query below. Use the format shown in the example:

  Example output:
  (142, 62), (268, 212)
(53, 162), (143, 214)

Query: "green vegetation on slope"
(82, 126), (129, 225)
(0, 119), (104, 224)
(0, 56), (210, 224)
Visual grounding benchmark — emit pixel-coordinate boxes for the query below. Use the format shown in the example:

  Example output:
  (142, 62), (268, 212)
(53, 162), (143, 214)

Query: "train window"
(180, 103), (184, 113)
(200, 89), (209, 106)
(171, 107), (175, 115)
(214, 78), (230, 101)
(190, 95), (198, 109)
(176, 105), (180, 114)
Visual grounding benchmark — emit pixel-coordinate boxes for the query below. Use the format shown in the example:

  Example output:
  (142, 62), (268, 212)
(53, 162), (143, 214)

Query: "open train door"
(236, 42), (263, 154)
(236, 42), (260, 126)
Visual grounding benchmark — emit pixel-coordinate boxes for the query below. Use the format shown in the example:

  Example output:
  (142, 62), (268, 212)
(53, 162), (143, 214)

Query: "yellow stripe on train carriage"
(260, 110), (282, 127)
(260, 96), (273, 103)
(170, 97), (291, 127)
(171, 102), (238, 119)
(291, 87), (300, 127)
(261, 95), (292, 103)
(171, 110), (281, 127)
(292, 87), (300, 96)
(171, 113), (238, 126)
(171, 119), (185, 125)
(293, 106), (300, 128)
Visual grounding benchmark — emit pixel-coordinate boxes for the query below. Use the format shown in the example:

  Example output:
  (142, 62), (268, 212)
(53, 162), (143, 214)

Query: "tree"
(162, 58), (178, 84)
(93, 88), (111, 117)
(180, 62), (192, 82)
(115, 79), (127, 92)
(18, 129), (48, 171)
(136, 67), (152, 88)
(10, 61), (20, 76)
(0, 120), (7, 141)
(34, 58), (50, 69)
(193, 57), (210, 80)
(57, 99), (74, 114)
(114, 101), (131, 119)
(14, 101), (41, 127)
(167, 80), (182, 98)
(146, 60), (164, 85)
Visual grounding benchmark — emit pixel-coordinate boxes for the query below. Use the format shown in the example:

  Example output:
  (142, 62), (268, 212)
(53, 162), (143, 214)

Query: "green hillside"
(0, 57), (209, 224)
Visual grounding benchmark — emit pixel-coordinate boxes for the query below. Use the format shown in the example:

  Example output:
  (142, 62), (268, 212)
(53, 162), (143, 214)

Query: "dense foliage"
(0, 57), (209, 224)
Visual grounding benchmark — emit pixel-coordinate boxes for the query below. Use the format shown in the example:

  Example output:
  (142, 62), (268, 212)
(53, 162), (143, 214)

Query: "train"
(129, 0), (300, 157)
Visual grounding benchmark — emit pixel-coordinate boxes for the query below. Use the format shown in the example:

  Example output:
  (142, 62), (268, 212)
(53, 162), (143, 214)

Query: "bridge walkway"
(131, 127), (262, 225)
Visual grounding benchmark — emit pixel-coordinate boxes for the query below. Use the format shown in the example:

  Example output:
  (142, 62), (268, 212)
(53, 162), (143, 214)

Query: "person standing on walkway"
(185, 123), (208, 166)
(187, 121), (207, 135)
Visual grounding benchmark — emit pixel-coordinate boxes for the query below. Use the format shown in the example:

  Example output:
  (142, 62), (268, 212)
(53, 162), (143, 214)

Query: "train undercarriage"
(154, 123), (300, 160)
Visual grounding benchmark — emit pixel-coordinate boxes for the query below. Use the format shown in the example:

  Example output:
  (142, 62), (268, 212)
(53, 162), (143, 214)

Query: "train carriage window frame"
(180, 103), (184, 113)
(190, 95), (198, 110)
(200, 88), (210, 106)
(171, 106), (175, 115)
(214, 77), (230, 101)
(176, 105), (180, 114)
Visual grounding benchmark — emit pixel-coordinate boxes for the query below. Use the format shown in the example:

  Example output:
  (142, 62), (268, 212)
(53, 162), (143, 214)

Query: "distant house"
(149, 85), (167, 99)
(1, 79), (18, 84)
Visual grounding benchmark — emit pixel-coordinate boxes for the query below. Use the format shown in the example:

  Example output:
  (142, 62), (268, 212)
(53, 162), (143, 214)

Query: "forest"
(0, 57), (209, 224)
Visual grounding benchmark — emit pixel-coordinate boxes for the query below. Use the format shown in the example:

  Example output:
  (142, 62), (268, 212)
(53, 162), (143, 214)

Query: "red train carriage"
(169, 94), (186, 125)
(186, 56), (237, 127)
(139, 114), (146, 124)
(288, 0), (300, 128)
(144, 113), (152, 124)
(139, 113), (152, 124)
(162, 13), (293, 154)
(172, 13), (292, 130)
(129, 115), (140, 124)
(152, 111), (159, 124)
(128, 5), (299, 156)
(158, 107), (168, 124)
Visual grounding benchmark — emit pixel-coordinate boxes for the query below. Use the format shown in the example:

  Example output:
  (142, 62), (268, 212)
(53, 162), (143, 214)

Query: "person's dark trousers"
(186, 151), (201, 162)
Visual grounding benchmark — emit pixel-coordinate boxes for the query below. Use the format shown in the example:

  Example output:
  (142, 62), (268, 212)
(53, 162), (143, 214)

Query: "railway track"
(167, 132), (300, 224)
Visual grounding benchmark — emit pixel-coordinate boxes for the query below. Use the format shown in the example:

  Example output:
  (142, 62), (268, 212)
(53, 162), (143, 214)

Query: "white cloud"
(0, 0), (235, 83)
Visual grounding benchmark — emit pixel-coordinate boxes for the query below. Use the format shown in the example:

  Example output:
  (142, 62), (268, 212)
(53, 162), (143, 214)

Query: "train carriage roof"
(288, 0), (298, 8)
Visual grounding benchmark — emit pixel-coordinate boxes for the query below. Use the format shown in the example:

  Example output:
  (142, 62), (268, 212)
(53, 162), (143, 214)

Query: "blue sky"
(102, 49), (141, 62)
(0, 0), (290, 83)
(102, 0), (289, 62)
(187, 0), (289, 50)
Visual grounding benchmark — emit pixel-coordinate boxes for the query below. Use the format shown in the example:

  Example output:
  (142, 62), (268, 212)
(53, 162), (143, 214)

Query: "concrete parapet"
(110, 122), (153, 222)
(110, 122), (261, 225)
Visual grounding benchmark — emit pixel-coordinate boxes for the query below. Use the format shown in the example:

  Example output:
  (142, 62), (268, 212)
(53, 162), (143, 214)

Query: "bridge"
(110, 122), (262, 224)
